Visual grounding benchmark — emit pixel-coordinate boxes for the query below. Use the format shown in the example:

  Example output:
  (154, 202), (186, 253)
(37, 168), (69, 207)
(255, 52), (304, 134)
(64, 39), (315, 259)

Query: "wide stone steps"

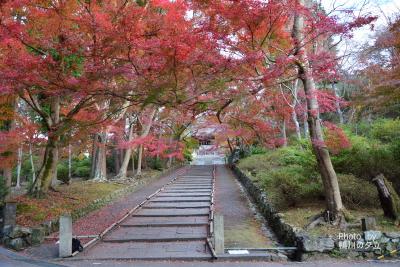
(120, 216), (209, 227)
(76, 165), (214, 261)
(103, 226), (207, 242)
(77, 241), (211, 260)
(143, 202), (210, 209)
(157, 193), (210, 197)
(132, 208), (209, 217)
(150, 196), (211, 202)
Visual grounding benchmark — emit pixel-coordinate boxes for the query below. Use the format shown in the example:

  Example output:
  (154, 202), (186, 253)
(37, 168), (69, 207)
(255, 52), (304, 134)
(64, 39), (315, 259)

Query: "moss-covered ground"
(13, 169), (160, 227)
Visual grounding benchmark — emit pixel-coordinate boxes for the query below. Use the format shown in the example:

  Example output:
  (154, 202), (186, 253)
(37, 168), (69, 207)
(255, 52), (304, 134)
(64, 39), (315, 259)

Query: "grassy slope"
(237, 149), (399, 236)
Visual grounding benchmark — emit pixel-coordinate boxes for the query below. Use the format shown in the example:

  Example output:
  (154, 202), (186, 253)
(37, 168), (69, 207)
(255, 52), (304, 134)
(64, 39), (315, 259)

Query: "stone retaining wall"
(231, 165), (400, 261)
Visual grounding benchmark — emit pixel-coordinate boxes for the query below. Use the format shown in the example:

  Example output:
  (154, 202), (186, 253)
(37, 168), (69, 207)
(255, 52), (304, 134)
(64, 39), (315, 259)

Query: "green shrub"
(72, 157), (91, 178)
(352, 121), (372, 137)
(237, 153), (275, 177)
(389, 138), (400, 161)
(338, 174), (380, 209)
(148, 157), (163, 171)
(370, 119), (400, 143)
(239, 146), (322, 209)
(12, 156), (39, 184)
(261, 165), (323, 209)
(332, 135), (400, 189)
(275, 146), (318, 177)
(57, 163), (70, 184)
(182, 137), (199, 162)
(74, 166), (90, 177)
(249, 146), (268, 155)
(183, 149), (193, 162)
(238, 144), (382, 210)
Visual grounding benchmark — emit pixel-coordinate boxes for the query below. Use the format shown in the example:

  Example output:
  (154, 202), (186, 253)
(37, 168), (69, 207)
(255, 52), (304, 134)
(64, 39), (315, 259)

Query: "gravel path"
(214, 165), (277, 248)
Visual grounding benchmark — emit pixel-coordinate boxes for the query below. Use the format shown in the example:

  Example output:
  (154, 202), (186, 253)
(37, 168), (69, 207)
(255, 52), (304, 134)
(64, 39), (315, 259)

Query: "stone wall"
(231, 165), (400, 261)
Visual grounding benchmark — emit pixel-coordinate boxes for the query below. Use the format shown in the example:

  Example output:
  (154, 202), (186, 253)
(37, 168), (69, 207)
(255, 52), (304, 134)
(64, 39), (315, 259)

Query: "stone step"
(133, 208), (209, 217)
(175, 181), (211, 183)
(173, 183), (211, 185)
(182, 176), (211, 178)
(143, 201), (210, 209)
(75, 241), (211, 260)
(178, 178), (211, 180)
(120, 216), (209, 227)
(162, 189), (212, 195)
(162, 189), (212, 193)
(166, 186), (212, 190)
(176, 178), (211, 180)
(150, 196), (211, 202)
(175, 177), (213, 182)
(157, 193), (210, 197)
(172, 182), (212, 186)
(103, 226), (207, 242)
(168, 184), (212, 187)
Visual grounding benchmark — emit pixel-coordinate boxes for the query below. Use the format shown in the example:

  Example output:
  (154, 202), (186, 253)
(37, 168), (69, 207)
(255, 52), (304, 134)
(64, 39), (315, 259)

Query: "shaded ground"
(214, 165), (277, 248)
(20, 166), (187, 260)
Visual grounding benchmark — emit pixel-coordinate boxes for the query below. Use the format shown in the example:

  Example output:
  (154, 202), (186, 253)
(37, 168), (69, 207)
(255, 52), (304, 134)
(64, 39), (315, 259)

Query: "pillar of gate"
(213, 214), (224, 255)
(59, 214), (72, 258)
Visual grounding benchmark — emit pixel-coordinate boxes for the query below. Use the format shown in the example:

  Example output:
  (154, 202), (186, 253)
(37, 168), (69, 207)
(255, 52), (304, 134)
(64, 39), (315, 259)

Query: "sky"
(320, 0), (399, 70)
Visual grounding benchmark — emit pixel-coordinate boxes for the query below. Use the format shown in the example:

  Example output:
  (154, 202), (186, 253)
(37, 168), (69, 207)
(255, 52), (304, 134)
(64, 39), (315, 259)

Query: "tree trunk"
(131, 152), (135, 174)
(29, 96), (60, 197)
(116, 122), (134, 179)
(372, 174), (400, 220)
(90, 135), (97, 178)
(68, 143), (72, 180)
(91, 132), (107, 181)
(136, 108), (157, 176)
(16, 146), (22, 189)
(293, 0), (344, 219)
(166, 136), (173, 169)
(136, 145), (144, 175)
(303, 111), (309, 138)
(29, 136), (59, 197)
(29, 143), (36, 182)
(291, 80), (302, 140)
(281, 119), (288, 147)
(292, 109), (302, 141)
(2, 97), (17, 189)
(332, 82), (344, 124)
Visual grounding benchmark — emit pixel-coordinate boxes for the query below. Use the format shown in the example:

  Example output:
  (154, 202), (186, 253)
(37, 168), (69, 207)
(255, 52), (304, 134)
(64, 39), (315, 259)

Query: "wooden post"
(59, 214), (72, 258)
(213, 214), (224, 255)
(361, 217), (376, 231)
